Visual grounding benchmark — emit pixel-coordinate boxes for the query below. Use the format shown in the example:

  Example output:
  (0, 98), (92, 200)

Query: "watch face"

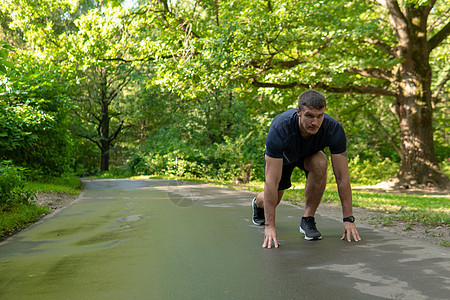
(344, 216), (355, 222)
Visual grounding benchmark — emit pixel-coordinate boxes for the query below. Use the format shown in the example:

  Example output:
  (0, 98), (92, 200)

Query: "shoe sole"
(299, 227), (322, 240)
(252, 220), (264, 226)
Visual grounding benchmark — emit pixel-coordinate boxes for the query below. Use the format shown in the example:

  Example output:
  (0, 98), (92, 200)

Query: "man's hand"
(262, 225), (279, 248)
(341, 222), (361, 242)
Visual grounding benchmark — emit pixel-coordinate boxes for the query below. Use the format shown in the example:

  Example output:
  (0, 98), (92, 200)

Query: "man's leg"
(303, 151), (328, 217)
(254, 190), (284, 208)
(252, 190), (284, 225)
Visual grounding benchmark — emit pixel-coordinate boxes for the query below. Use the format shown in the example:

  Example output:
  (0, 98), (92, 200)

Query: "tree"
(0, 0), (135, 172)
(140, 0), (450, 189)
(59, 6), (136, 171)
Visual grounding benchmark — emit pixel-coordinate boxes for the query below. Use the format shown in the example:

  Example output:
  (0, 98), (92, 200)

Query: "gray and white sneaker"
(252, 197), (265, 225)
(299, 216), (322, 240)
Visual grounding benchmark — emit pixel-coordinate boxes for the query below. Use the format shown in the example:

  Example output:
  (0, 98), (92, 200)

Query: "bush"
(348, 155), (399, 185)
(125, 133), (264, 182)
(0, 161), (34, 205)
(0, 59), (74, 178)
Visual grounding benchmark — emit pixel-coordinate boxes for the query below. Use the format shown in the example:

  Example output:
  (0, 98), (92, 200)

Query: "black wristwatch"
(343, 216), (355, 223)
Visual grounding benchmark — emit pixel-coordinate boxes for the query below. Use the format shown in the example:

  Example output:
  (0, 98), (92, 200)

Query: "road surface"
(0, 179), (449, 299)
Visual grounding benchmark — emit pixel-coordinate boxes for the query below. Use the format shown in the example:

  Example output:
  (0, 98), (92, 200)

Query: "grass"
(0, 203), (48, 239)
(282, 188), (449, 227)
(440, 240), (450, 247)
(0, 175), (82, 240)
(24, 175), (83, 195)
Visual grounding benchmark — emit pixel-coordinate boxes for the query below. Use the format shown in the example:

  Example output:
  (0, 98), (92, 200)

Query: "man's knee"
(305, 151), (328, 174)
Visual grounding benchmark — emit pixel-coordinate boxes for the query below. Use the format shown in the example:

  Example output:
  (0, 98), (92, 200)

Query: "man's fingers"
(262, 237), (279, 248)
(353, 230), (361, 241)
(342, 229), (362, 242)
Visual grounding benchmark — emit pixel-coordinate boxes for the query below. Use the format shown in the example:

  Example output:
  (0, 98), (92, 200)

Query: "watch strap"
(343, 216), (355, 223)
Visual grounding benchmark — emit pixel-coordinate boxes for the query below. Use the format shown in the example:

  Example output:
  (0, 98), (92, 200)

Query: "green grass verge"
(0, 203), (48, 239)
(24, 175), (83, 195)
(282, 188), (449, 227)
(1, 175), (82, 240)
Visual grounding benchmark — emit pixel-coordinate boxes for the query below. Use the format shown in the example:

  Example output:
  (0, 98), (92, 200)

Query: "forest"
(0, 0), (449, 205)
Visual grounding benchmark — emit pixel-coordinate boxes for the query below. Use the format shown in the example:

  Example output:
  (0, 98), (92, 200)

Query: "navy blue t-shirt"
(265, 108), (347, 165)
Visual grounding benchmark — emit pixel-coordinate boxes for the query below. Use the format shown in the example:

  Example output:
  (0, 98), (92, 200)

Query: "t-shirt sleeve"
(328, 124), (347, 154)
(265, 125), (284, 159)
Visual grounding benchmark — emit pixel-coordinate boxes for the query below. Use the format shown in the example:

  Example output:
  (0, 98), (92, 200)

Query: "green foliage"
(0, 173), (80, 239)
(348, 156), (399, 185)
(0, 57), (74, 177)
(283, 188), (449, 227)
(1, 0), (448, 187)
(0, 160), (42, 239)
(0, 202), (48, 239)
(0, 161), (29, 205)
(126, 135), (263, 182)
(122, 85), (267, 181)
(0, 41), (13, 74)
(24, 175), (82, 195)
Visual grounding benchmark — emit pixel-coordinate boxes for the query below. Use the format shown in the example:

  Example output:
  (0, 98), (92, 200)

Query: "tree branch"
(367, 112), (402, 156)
(214, 0), (220, 26)
(250, 78), (397, 97)
(423, 0), (437, 16)
(76, 133), (101, 150)
(427, 7), (450, 32)
(428, 21), (450, 52)
(109, 121), (124, 142)
(432, 67), (450, 105)
(347, 67), (394, 81)
(99, 51), (201, 63)
(383, 0), (410, 45)
(363, 37), (396, 58)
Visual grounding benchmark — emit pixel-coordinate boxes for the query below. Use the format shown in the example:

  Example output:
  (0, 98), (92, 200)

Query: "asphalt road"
(0, 179), (449, 299)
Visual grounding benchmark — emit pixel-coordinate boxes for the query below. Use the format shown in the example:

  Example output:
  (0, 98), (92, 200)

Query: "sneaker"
(252, 197), (265, 225)
(299, 216), (322, 240)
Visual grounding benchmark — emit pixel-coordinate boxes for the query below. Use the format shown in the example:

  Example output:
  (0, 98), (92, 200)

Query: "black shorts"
(265, 158), (308, 191)
(278, 159), (308, 190)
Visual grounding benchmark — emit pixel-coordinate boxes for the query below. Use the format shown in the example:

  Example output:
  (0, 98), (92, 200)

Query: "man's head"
(297, 90), (326, 138)
(298, 90), (326, 111)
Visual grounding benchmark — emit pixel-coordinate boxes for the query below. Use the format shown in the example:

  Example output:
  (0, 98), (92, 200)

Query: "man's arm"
(262, 155), (283, 248)
(331, 151), (361, 242)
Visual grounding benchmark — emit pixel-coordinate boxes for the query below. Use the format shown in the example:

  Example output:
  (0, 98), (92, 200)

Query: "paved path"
(0, 179), (449, 299)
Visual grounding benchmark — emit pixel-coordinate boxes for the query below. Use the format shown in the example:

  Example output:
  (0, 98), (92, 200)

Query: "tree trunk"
(394, 92), (449, 189)
(100, 72), (110, 172)
(100, 142), (109, 171)
(100, 107), (110, 172)
(390, 4), (450, 189)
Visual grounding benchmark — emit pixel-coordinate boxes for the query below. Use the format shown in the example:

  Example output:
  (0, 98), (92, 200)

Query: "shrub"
(348, 155), (398, 185)
(0, 161), (34, 205)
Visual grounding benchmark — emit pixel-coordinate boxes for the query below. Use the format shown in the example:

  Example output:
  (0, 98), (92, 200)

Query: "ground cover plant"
(0, 172), (82, 240)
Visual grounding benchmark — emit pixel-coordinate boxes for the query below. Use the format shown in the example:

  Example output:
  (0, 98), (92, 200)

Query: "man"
(252, 90), (361, 248)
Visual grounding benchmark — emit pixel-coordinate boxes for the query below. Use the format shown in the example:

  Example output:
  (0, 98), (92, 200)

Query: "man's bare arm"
(331, 151), (361, 242)
(262, 155), (283, 248)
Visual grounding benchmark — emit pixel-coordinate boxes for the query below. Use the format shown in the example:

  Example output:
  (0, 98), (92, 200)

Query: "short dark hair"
(298, 90), (326, 110)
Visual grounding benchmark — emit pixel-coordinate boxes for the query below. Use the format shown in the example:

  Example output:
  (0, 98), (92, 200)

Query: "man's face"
(297, 106), (325, 138)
